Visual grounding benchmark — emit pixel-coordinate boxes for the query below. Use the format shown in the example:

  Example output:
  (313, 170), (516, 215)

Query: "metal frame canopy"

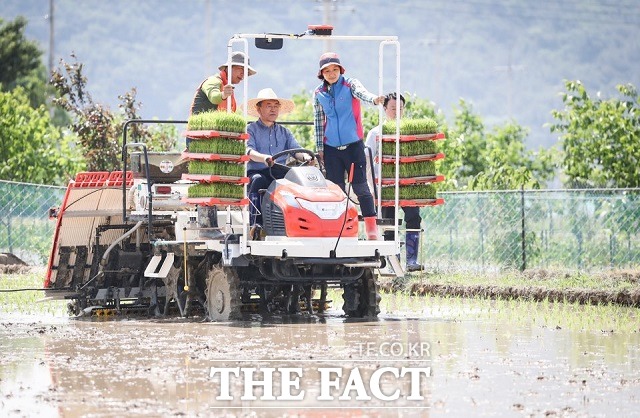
(225, 27), (403, 254)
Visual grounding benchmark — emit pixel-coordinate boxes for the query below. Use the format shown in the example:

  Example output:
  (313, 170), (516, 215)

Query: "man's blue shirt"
(246, 119), (302, 172)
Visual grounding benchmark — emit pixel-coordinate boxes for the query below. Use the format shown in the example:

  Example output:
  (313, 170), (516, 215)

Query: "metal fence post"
(521, 185), (526, 272)
(7, 216), (12, 254)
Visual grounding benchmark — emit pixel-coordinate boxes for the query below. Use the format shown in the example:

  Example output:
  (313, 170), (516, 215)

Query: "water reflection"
(0, 294), (638, 417)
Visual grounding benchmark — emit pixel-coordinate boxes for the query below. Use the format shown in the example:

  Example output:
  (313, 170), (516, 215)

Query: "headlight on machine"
(296, 198), (348, 220)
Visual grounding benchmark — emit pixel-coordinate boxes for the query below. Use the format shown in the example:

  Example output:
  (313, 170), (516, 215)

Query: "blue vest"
(315, 76), (364, 148)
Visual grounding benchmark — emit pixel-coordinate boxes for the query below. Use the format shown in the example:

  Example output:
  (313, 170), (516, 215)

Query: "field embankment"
(381, 269), (640, 308)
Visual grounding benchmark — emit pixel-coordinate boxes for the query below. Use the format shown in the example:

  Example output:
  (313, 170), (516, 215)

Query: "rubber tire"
(206, 265), (241, 321)
(342, 268), (380, 318)
(359, 268), (381, 318)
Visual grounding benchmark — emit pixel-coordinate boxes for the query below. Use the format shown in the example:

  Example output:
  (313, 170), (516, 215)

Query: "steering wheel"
(268, 148), (316, 178)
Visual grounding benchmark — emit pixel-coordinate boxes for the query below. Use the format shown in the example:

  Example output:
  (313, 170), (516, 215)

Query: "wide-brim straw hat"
(218, 51), (257, 76)
(247, 88), (295, 117)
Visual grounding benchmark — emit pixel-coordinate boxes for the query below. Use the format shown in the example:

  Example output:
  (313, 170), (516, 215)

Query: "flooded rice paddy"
(1, 292), (639, 417)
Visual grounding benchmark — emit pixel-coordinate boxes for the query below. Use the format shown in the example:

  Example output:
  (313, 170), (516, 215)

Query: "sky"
(2, 0), (639, 149)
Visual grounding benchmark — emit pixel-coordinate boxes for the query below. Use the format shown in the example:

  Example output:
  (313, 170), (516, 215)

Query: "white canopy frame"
(225, 31), (402, 257)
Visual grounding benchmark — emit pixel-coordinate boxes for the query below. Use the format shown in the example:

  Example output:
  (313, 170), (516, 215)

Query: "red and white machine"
(44, 26), (406, 320)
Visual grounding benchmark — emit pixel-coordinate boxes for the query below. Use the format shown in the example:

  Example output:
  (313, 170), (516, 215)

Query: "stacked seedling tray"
(182, 111), (249, 205)
(376, 118), (445, 207)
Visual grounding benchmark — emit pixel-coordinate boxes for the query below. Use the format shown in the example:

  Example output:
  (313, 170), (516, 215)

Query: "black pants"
(381, 206), (421, 240)
(324, 141), (376, 218)
(248, 166), (289, 225)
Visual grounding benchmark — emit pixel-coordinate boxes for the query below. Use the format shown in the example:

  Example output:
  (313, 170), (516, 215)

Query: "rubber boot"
(364, 216), (379, 240)
(406, 231), (421, 272)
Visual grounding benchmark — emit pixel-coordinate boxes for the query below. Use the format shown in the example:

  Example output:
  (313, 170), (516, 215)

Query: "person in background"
(189, 51), (256, 115)
(365, 92), (422, 272)
(246, 88), (310, 226)
(313, 52), (385, 240)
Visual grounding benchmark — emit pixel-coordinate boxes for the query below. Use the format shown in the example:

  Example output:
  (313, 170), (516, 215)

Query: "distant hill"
(2, 0), (639, 149)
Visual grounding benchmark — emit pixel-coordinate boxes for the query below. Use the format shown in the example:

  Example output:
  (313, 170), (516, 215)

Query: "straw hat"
(247, 88), (295, 117)
(218, 51), (256, 76)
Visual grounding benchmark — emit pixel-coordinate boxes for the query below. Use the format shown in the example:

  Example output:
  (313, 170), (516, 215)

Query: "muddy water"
(1, 296), (639, 417)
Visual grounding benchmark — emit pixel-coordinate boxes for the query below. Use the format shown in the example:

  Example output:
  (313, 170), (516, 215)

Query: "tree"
(279, 90), (315, 150)
(116, 88), (179, 151)
(51, 54), (120, 172)
(0, 16), (48, 108)
(51, 54), (177, 172)
(469, 122), (558, 190)
(0, 87), (83, 185)
(443, 100), (557, 190)
(264, 90), (556, 191)
(551, 80), (640, 188)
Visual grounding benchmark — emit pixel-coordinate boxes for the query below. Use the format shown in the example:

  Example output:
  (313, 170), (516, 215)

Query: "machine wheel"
(316, 283), (328, 313)
(360, 269), (381, 317)
(206, 265), (241, 321)
(342, 268), (380, 318)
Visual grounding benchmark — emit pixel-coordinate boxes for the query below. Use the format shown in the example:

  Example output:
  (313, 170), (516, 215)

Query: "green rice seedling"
(381, 184), (437, 200)
(188, 183), (245, 199)
(0, 271), (67, 316)
(188, 138), (246, 155)
(381, 160), (436, 178)
(382, 118), (438, 135)
(188, 161), (245, 177)
(381, 140), (438, 156)
(187, 111), (247, 133)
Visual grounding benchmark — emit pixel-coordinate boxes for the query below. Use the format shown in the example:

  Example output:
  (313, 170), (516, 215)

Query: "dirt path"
(1, 300), (639, 417)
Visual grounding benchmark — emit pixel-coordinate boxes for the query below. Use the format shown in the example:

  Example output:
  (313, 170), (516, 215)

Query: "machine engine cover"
(262, 167), (358, 237)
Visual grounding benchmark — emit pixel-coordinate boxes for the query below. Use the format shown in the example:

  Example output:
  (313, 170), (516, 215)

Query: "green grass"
(187, 183), (245, 199)
(381, 140), (438, 156)
(187, 138), (246, 155)
(382, 118), (438, 135)
(188, 161), (245, 177)
(381, 160), (437, 178)
(381, 183), (437, 200)
(187, 111), (247, 133)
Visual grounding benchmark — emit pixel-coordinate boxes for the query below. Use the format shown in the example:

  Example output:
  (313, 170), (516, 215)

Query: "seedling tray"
(182, 174), (249, 184)
(183, 197), (249, 206)
(380, 152), (445, 163)
(182, 152), (249, 162)
(183, 130), (249, 140)
(377, 132), (445, 142)
(380, 175), (445, 185)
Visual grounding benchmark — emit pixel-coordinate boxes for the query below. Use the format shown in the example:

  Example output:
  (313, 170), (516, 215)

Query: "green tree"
(445, 100), (557, 190)
(0, 16), (49, 109)
(280, 90), (315, 150)
(270, 90), (557, 191)
(0, 87), (83, 185)
(470, 123), (557, 190)
(551, 80), (640, 188)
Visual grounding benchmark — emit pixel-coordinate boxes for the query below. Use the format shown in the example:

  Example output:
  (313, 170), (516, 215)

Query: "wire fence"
(2, 180), (640, 272)
(419, 188), (640, 273)
(0, 180), (66, 265)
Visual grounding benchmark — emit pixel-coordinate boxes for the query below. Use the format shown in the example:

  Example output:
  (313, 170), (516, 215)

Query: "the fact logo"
(208, 341), (431, 402)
